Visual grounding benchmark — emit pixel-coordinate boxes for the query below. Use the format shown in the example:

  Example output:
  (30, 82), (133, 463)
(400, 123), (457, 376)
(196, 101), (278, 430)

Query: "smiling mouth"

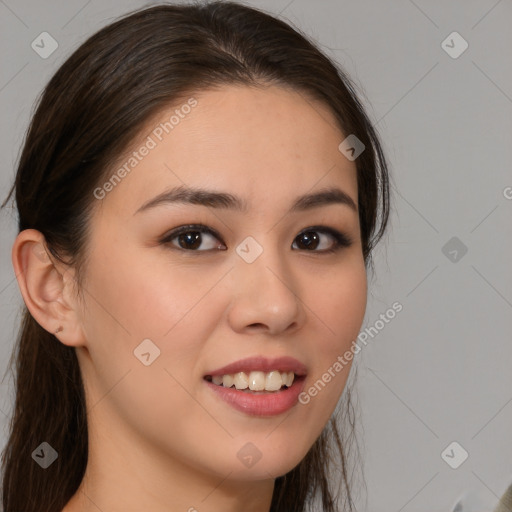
(204, 370), (303, 393)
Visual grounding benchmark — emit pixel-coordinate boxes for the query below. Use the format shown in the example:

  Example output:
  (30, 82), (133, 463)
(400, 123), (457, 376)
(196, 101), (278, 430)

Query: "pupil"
(300, 231), (318, 250)
(179, 232), (200, 249)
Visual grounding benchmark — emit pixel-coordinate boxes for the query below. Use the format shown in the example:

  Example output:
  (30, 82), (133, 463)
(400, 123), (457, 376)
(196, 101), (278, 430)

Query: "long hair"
(0, 2), (390, 511)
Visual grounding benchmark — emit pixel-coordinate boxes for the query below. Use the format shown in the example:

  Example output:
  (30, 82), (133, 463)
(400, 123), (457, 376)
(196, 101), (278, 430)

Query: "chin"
(220, 439), (311, 482)
(224, 458), (303, 482)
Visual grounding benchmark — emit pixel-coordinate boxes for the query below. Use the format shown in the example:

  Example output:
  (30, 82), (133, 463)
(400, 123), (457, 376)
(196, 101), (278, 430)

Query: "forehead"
(93, 84), (358, 217)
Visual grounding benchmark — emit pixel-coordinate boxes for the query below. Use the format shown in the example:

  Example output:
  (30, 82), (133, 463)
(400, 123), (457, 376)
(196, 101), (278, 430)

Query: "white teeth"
(212, 375), (223, 385)
(233, 372), (249, 390)
(248, 371), (266, 391)
(265, 370), (283, 391)
(222, 374), (234, 388)
(280, 371), (294, 387)
(209, 370), (295, 391)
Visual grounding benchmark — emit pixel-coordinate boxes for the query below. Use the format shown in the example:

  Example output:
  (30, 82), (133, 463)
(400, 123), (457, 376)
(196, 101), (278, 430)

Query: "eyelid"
(163, 224), (221, 239)
(299, 225), (354, 249)
(160, 224), (225, 250)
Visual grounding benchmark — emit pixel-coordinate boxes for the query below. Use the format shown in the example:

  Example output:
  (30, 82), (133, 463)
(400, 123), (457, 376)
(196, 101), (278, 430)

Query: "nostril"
(248, 323), (265, 329)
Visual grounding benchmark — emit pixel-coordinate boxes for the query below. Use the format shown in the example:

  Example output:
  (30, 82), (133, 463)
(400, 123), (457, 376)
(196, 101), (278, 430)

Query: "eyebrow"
(134, 185), (358, 215)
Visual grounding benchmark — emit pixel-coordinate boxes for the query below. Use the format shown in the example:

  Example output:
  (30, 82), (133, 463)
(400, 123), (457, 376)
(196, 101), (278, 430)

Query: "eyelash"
(159, 224), (353, 254)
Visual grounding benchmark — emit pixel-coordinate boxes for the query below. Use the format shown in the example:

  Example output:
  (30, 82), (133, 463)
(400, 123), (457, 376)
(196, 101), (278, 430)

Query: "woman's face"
(73, 84), (367, 482)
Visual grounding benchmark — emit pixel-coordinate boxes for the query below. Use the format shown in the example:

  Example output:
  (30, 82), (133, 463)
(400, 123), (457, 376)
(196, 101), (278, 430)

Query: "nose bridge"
(228, 233), (304, 334)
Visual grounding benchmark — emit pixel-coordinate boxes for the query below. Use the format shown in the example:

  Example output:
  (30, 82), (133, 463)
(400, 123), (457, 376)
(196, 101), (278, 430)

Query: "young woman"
(1, 2), (390, 511)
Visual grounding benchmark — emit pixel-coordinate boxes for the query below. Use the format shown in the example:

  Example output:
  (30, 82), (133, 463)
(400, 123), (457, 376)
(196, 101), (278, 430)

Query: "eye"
(292, 226), (353, 253)
(160, 224), (226, 251)
(160, 224), (353, 253)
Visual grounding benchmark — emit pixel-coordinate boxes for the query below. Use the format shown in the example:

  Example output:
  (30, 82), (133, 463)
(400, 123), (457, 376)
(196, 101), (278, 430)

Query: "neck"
(62, 400), (275, 512)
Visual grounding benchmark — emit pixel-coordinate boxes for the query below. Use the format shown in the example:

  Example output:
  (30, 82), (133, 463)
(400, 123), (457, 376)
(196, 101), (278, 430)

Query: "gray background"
(1, 1), (511, 511)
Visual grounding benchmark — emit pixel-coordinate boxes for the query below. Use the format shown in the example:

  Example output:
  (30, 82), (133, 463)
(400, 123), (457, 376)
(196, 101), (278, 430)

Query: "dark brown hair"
(1, 2), (390, 511)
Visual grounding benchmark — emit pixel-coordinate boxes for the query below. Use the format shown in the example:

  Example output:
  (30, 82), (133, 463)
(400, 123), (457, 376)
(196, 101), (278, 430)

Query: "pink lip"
(205, 377), (306, 417)
(205, 356), (307, 377)
(204, 356), (308, 417)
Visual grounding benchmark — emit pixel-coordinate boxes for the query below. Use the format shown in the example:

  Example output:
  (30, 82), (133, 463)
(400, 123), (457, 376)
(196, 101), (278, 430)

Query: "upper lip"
(205, 356), (307, 377)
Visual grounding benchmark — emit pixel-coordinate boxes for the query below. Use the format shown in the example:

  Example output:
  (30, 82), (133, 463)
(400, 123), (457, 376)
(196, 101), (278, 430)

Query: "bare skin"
(12, 84), (367, 512)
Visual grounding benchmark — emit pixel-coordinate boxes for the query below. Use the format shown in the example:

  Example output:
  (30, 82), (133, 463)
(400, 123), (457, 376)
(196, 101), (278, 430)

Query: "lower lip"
(205, 377), (306, 417)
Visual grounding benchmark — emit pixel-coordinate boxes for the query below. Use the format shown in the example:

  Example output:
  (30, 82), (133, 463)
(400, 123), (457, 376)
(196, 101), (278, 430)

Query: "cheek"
(85, 251), (213, 339)
(79, 249), (230, 414)
(299, 258), (367, 421)
(77, 255), (237, 474)
(313, 258), (367, 356)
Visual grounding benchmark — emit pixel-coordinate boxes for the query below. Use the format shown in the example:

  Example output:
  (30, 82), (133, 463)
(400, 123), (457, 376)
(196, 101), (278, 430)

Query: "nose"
(226, 241), (306, 336)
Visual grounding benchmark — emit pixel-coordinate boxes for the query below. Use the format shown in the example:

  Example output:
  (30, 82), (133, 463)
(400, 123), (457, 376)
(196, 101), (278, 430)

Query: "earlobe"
(11, 229), (86, 347)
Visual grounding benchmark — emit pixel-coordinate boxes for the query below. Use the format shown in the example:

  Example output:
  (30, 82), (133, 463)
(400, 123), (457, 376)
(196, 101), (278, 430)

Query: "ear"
(11, 229), (86, 347)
